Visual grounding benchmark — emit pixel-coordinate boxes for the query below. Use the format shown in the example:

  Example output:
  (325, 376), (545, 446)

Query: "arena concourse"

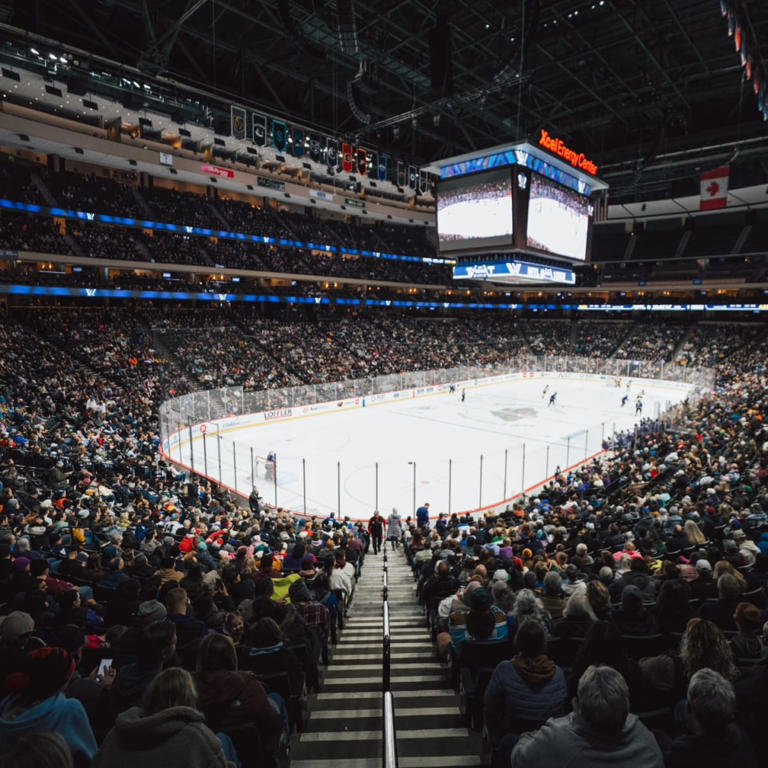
(1, 4), (768, 768)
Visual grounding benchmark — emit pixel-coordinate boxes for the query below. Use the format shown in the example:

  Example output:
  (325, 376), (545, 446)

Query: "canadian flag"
(700, 166), (729, 211)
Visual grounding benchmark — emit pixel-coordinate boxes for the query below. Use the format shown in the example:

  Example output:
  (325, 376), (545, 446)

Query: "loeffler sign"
(538, 130), (598, 176)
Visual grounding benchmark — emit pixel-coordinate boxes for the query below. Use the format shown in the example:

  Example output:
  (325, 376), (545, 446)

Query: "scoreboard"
(424, 135), (608, 286)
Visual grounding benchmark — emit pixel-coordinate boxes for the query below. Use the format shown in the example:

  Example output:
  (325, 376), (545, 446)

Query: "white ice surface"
(186, 375), (692, 521)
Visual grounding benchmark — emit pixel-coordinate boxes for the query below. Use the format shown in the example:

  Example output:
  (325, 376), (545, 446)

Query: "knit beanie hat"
(5, 647), (75, 700)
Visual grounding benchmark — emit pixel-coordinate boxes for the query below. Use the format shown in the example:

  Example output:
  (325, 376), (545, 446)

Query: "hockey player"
(449, 384), (456, 394)
(548, 392), (557, 407)
(461, 389), (466, 402)
(635, 399), (643, 416)
(621, 394), (629, 407)
(542, 384), (550, 399)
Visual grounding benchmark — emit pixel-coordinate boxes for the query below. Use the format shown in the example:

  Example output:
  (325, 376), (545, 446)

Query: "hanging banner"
(272, 120), (287, 152)
(378, 154), (388, 181)
(292, 127), (304, 157)
(356, 147), (368, 176)
(418, 170), (429, 194)
(251, 112), (267, 146)
(342, 142), (354, 173)
(326, 138), (338, 169)
(408, 164), (418, 189)
(396, 160), (406, 187)
(309, 134), (322, 162)
(231, 105), (246, 140)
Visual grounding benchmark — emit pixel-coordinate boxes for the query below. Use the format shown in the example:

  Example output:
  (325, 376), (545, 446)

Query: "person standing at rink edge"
(368, 510), (384, 554)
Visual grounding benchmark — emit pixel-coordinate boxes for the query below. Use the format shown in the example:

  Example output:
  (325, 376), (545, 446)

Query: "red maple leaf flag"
(700, 166), (730, 211)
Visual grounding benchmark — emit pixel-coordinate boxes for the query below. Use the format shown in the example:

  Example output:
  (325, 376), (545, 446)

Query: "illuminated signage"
(538, 130), (598, 176)
(201, 164), (235, 179)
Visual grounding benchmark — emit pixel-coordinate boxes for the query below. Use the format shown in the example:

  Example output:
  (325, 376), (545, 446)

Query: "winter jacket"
(484, 655), (567, 739)
(387, 512), (403, 540)
(0, 692), (98, 763)
(511, 711), (663, 768)
(94, 705), (230, 768)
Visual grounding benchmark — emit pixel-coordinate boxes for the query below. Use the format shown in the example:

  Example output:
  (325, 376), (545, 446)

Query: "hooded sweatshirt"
(0, 692), (97, 761)
(94, 705), (230, 768)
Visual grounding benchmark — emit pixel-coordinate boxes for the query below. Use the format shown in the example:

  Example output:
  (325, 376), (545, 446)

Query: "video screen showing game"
(437, 169), (513, 252)
(526, 173), (590, 261)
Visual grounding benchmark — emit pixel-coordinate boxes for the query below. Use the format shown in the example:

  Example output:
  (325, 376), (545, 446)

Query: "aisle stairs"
(290, 546), (482, 768)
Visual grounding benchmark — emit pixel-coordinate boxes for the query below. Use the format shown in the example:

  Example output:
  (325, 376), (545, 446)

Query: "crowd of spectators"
(675, 324), (765, 370)
(1, 308), (767, 768)
(571, 320), (631, 359)
(0, 156), (445, 285)
(402, 335), (768, 766)
(614, 323), (688, 363)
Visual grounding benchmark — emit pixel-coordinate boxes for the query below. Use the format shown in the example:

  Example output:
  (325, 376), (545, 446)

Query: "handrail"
(381, 543), (397, 767)
(383, 691), (398, 768)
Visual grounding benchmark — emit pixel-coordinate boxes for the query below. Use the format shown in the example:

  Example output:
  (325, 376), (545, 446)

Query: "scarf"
(511, 654), (556, 685)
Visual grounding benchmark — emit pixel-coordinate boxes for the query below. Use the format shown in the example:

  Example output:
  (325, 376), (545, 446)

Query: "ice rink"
(184, 375), (694, 521)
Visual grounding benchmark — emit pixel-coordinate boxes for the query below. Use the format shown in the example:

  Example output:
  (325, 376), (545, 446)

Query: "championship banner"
(408, 164), (418, 190)
(326, 138), (338, 169)
(342, 142), (354, 172)
(396, 160), (406, 187)
(231, 105), (246, 140)
(272, 120), (287, 152)
(309, 134), (322, 162)
(251, 112), (267, 145)
(292, 127), (304, 158)
(418, 170), (428, 194)
(377, 154), (388, 181)
(356, 147), (368, 176)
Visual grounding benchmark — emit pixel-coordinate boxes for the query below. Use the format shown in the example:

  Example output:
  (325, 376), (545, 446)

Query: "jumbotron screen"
(436, 168), (513, 252)
(526, 172), (590, 262)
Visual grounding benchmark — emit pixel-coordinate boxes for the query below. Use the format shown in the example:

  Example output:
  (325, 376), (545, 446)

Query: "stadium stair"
(290, 547), (482, 768)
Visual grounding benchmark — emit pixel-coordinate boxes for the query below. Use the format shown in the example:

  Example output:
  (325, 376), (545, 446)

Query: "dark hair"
(137, 621), (177, 667)
(246, 617), (283, 648)
(195, 633), (238, 673)
(514, 618), (546, 658)
(466, 609), (495, 640)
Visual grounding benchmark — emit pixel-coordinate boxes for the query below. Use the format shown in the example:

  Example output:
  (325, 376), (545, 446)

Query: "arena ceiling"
(4, 0), (768, 200)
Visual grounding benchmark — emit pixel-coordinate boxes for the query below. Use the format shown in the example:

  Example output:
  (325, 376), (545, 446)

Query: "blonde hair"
(684, 519), (706, 546)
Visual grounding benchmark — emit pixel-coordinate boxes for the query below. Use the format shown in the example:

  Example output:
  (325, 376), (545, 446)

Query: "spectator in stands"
(699, 573), (741, 631)
(0, 647), (98, 764)
(510, 665), (663, 768)
(680, 618), (737, 682)
(690, 560), (718, 601)
(484, 618), (568, 767)
(662, 668), (758, 767)
(165, 587), (207, 648)
(110, 620), (177, 716)
(94, 667), (234, 768)
(540, 571), (566, 620)
(0, 731), (74, 768)
(553, 593), (597, 639)
(656, 578), (694, 635)
(194, 633), (284, 747)
(613, 585), (659, 636)
(730, 602), (767, 659)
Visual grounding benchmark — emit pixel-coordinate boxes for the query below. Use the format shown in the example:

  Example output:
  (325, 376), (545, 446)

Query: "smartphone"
(97, 658), (113, 677)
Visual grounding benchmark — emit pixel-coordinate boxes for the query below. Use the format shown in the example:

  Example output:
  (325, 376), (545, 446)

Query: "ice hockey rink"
(180, 374), (696, 521)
